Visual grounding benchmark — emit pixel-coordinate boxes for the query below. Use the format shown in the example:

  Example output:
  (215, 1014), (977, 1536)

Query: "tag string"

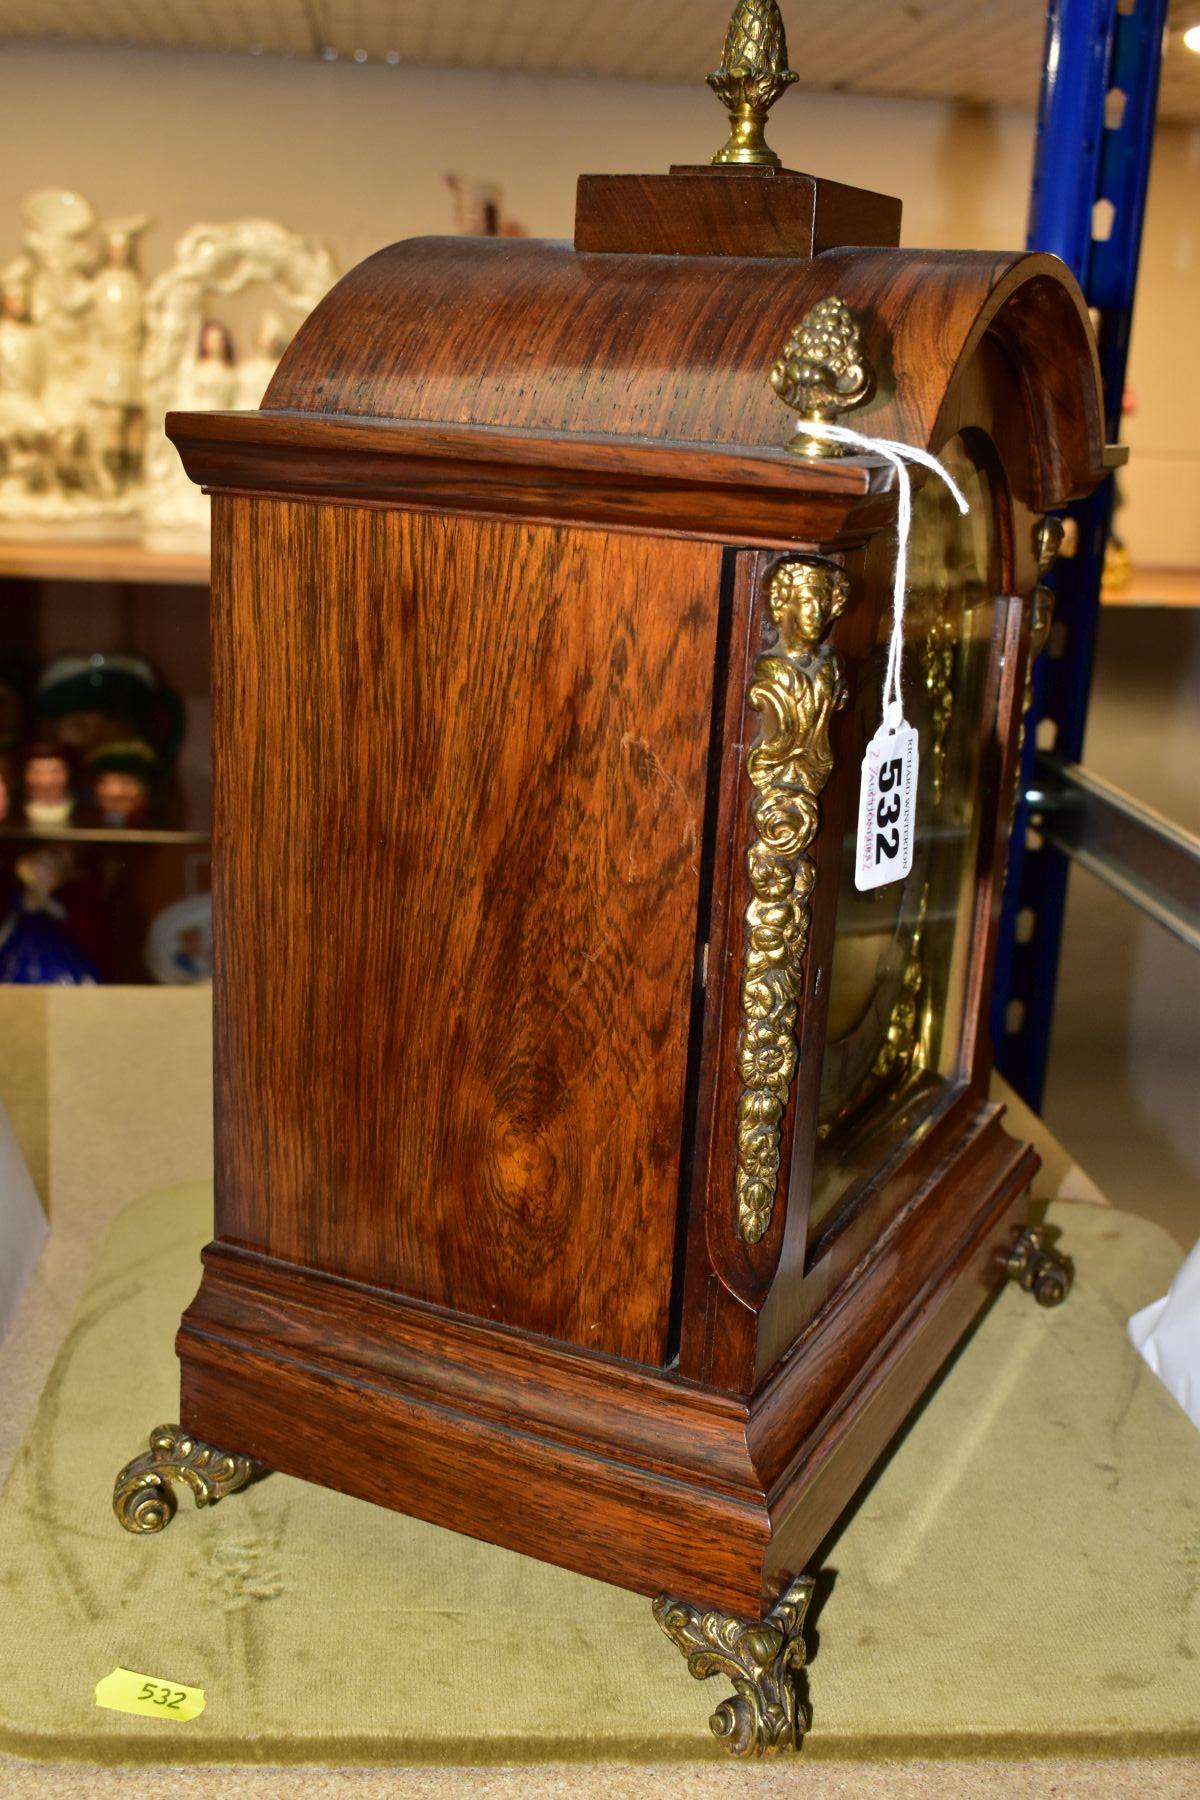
(800, 421), (970, 732)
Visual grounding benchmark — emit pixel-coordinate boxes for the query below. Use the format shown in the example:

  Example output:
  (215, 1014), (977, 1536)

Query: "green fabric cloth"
(0, 1185), (1197, 1766)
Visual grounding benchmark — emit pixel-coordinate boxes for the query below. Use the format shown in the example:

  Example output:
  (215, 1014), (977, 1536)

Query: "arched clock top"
(259, 239), (1113, 511)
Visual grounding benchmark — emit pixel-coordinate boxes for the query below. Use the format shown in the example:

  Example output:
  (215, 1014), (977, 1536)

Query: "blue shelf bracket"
(991, 0), (1168, 1107)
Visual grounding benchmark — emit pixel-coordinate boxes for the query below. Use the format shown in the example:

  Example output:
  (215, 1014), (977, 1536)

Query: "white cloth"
(1129, 1237), (1200, 1433)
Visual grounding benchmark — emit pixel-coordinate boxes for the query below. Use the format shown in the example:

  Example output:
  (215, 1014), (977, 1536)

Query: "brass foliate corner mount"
(770, 296), (875, 457)
(654, 1574), (815, 1757)
(1005, 1227), (1073, 1307)
(113, 1423), (269, 1533)
(735, 558), (848, 1246)
(707, 1), (799, 168)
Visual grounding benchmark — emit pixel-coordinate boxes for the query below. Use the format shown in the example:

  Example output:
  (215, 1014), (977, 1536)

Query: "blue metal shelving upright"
(990, 0), (1168, 1107)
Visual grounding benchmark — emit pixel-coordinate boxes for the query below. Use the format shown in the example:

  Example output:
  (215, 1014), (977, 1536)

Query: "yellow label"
(94, 1667), (206, 1722)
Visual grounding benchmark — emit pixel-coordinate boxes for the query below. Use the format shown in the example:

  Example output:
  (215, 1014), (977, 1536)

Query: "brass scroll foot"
(113, 1424), (269, 1534)
(1006, 1226), (1073, 1307)
(653, 1574), (814, 1757)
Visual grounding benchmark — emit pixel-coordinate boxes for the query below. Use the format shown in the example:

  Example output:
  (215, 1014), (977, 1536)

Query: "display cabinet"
(113, 4), (1116, 1756)
(0, 543), (211, 983)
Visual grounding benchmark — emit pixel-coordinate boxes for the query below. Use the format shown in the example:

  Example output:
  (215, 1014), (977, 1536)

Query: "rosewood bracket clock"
(113, 2), (1118, 1758)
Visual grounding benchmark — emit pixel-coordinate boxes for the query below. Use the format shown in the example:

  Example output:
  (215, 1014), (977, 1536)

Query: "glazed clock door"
(808, 431), (1004, 1247)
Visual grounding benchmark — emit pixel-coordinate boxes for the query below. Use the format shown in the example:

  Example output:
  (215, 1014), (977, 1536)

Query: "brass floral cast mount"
(113, 1423), (269, 1533)
(654, 1574), (815, 1756)
(1005, 1226), (1073, 1307)
(708, 2), (799, 168)
(735, 557), (848, 1245)
(771, 296), (875, 457)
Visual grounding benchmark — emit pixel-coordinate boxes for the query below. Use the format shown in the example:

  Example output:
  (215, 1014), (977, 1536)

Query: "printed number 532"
(875, 756), (904, 862)
(138, 1681), (188, 1709)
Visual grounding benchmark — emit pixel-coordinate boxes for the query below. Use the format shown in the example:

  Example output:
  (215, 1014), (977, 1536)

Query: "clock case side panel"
(178, 502), (829, 1621)
(205, 495), (727, 1368)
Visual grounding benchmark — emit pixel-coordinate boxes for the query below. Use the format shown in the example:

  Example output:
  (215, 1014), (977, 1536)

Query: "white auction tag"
(855, 707), (918, 892)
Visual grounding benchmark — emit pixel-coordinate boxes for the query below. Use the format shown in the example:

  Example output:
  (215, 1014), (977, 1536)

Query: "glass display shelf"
(0, 539), (209, 587)
(0, 777), (211, 850)
(0, 822), (210, 847)
(1106, 566), (1200, 608)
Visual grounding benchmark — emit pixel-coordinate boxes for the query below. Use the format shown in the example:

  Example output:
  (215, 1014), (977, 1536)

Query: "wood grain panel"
(212, 497), (723, 1364)
(168, 409), (882, 551)
(180, 1341), (773, 1615)
(574, 168), (901, 258)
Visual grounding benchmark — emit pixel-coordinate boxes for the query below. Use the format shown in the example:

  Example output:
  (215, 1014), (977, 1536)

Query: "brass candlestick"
(707, 2), (799, 168)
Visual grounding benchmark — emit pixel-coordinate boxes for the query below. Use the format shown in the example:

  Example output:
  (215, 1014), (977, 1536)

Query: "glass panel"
(809, 433), (999, 1237)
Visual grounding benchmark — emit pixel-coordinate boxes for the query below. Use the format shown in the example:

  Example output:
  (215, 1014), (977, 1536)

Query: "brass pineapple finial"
(769, 297), (875, 457)
(708, 1), (799, 168)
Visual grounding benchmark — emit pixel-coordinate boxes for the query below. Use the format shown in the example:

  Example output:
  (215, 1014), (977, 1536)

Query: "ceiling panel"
(0, 0), (1197, 121)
